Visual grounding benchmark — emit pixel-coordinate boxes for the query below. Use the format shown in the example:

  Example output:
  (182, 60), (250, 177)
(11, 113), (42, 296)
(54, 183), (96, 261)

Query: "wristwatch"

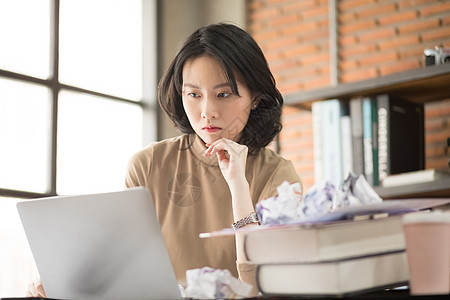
(232, 212), (260, 230)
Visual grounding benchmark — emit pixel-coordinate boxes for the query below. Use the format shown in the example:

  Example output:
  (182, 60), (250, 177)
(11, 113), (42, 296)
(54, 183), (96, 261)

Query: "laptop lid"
(16, 187), (181, 300)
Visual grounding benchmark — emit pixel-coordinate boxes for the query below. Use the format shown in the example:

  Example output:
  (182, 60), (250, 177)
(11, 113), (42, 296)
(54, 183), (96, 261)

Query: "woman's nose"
(201, 98), (218, 119)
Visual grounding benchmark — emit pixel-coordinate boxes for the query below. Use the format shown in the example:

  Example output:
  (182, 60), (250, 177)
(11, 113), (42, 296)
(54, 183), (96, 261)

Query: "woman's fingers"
(204, 138), (246, 158)
(215, 149), (229, 162)
(203, 138), (249, 184)
(26, 282), (34, 297)
(26, 278), (46, 298)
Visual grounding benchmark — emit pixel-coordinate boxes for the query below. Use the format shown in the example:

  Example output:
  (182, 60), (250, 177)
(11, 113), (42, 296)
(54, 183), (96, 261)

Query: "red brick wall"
(248, 0), (450, 193)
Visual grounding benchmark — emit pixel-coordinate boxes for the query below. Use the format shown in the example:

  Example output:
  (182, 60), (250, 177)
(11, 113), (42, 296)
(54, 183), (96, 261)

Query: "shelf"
(284, 64), (450, 110)
(285, 64), (450, 200)
(373, 177), (450, 199)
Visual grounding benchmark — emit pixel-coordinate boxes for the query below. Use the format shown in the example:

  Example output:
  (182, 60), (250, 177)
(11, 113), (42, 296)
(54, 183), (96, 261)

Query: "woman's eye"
(218, 92), (232, 98)
(187, 92), (200, 98)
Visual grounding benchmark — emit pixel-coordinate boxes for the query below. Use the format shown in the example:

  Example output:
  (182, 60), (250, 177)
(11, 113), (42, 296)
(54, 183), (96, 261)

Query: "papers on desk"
(199, 198), (450, 238)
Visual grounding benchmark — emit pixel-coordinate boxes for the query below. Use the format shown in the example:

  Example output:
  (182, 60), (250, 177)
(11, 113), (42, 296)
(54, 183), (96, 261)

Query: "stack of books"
(244, 214), (409, 297)
(312, 94), (425, 187)
(200, 199), (450, 297)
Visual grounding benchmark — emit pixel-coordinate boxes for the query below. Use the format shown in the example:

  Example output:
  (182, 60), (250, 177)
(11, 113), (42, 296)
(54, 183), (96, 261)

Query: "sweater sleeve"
(124, 146), (153, 189)
(236, 261), (259, 297)
(259, 159), (302, 201)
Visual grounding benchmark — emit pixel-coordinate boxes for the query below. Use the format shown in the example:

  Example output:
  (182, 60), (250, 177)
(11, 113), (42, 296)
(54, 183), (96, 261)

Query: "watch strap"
(232, 212), (260, 230)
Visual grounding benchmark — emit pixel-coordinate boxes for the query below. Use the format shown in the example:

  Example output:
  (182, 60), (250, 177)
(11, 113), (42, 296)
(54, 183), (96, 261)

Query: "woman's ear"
(251, 94), (261, 110)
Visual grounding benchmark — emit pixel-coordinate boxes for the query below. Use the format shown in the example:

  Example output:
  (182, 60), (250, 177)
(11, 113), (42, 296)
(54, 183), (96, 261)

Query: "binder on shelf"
(377, 94), (425, 183)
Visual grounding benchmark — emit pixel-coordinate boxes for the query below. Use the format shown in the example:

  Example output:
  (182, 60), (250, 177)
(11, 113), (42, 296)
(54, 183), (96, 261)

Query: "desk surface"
(260, 288), (450, 300)
(3, 289), (450, 300)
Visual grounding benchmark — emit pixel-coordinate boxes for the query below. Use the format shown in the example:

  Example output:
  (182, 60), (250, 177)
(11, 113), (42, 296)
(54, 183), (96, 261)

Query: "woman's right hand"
(26, 278), (47, 298)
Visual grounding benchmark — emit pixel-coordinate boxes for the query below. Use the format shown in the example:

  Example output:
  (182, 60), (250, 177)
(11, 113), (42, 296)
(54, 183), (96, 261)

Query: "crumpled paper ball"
(332, 172), (383, 210)
(256, 174), (382, 225)
(183, 267), (252, 299)
(255, 181), (302, 225)
(298, 180), (335, 218)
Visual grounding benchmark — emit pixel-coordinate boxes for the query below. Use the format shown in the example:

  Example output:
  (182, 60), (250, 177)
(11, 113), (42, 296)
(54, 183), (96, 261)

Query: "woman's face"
(182, 55), (254, 145)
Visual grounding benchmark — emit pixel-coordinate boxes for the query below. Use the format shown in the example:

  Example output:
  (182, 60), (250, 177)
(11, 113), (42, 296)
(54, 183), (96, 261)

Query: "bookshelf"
(285, 64), (450, 199)
(285, 64), (450, 110)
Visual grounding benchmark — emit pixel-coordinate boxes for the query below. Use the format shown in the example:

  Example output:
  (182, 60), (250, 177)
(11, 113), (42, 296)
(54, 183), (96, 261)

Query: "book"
(256, 251), (409, 297)
(382, 168), (450, 187)
(371, 98), (379, 186)
(340, 102), (353, 180)
(377, 94), (425, 183)
(350, 97), (364, 177)
(244, 214), (405, 263)
(362, 97), (374, 185)
(312, 101), (324, 184)
(321, 99), (343, 186)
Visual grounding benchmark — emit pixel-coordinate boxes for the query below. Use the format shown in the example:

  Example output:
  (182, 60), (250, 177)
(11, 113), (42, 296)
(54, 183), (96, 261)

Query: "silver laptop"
(17, 187), (181, 300)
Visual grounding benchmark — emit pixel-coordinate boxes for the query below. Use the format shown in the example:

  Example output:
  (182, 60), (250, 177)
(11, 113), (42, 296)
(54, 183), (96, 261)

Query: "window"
(0, 0), (157, 296)
(0, 0), (157, 196)
(0, 78), (52, 194)
(56, 90), (143, 195)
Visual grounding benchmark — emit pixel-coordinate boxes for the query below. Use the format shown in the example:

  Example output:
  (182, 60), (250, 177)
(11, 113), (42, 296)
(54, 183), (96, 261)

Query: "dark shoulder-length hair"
(158, 22), (283, 152)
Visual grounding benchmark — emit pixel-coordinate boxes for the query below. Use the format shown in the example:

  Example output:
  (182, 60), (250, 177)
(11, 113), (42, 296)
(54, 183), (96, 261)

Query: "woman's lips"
(202, 126), (222, 133)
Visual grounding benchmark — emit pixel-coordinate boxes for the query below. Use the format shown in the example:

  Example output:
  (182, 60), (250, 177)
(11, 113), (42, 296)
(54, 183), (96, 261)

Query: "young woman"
(27, 22), (301, 297)
(125, 23), (301, 294)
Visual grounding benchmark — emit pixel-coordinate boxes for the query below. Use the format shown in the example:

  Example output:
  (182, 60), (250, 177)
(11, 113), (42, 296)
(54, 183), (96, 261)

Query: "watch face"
(251, 212), (259, 222)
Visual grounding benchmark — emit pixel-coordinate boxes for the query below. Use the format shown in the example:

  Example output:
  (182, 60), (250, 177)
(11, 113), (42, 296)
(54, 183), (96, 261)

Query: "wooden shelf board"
(285, 64), (450, 110)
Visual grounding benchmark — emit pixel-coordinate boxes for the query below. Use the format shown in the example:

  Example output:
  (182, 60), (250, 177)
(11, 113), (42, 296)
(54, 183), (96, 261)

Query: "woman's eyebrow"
(183, 82), (232, 89)
(183, 83), (200, 89)
(213, 83), (232, 89)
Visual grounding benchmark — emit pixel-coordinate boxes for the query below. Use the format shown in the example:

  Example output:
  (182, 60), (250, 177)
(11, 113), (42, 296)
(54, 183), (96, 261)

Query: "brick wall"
(248, 0), (450, 193)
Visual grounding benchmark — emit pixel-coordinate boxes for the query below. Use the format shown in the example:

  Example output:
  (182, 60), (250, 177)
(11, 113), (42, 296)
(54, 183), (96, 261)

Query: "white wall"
(158, 0), (246, 139)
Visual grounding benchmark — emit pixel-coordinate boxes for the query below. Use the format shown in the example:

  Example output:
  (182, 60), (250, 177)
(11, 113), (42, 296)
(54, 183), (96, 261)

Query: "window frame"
(0, 0), (157, 199)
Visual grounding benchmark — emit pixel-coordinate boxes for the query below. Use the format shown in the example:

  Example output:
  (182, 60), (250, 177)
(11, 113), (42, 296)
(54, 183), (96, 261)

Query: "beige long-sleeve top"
(125, 134), (300, 289)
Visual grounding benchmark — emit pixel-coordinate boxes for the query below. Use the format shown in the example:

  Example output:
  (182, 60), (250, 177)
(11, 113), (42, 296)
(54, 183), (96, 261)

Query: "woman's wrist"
(228, 178), (249, 195)
(229, 181), (255, 221)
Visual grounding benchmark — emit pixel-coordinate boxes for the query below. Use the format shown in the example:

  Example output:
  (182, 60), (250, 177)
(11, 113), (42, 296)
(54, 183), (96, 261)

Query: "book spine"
(312, 101), (324, 184)
(371, 98), (379, 186)
(321, 100), (343, 187)
(340, 101), (352, 180)
(350, 97), (364, 176)
(377, 94), (390, 183)
(256, 251), (408, 296)
(362, 97), (373, 185)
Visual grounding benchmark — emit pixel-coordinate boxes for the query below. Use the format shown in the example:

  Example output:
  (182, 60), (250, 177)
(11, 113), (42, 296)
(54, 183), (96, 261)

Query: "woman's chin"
(197, 131), (240, 146)
(198, 133), (220, 145)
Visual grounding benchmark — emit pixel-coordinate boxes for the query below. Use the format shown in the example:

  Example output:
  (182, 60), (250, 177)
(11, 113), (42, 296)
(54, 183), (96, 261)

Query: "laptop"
(16, 187), (181, 300)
